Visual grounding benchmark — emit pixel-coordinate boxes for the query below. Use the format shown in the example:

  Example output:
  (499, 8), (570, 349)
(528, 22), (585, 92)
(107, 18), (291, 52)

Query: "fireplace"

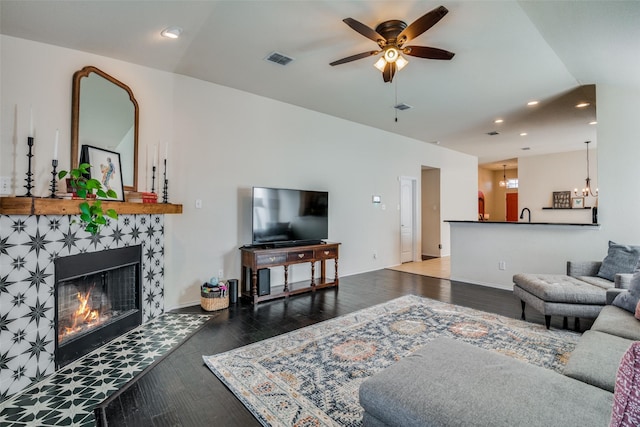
(54, 245), (142, 368)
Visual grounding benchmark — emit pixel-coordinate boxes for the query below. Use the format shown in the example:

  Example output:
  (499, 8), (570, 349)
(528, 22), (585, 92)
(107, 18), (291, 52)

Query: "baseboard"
(449, 275), (512, 291)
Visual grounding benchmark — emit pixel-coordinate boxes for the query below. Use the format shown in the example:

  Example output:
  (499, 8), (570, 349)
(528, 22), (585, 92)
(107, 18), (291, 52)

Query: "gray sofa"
(359, 289), (638, 426)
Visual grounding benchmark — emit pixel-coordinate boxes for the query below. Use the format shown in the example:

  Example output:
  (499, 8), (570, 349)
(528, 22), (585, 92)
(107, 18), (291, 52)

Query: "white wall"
(0, 36), (174, 194)
(597, 84), (640, 243)
(450, 222), (602, 290)
(167, 74), (476, 307)
(518, 149), (596, 224)
(1, 36), (477, 309)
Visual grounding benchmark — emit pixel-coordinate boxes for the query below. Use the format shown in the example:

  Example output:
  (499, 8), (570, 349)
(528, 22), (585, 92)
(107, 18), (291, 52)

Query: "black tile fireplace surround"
(54, 245), (142, 368)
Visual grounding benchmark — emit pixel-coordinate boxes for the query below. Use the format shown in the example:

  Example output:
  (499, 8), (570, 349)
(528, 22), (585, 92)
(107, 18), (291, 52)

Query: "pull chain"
(394, 74), (398, 123)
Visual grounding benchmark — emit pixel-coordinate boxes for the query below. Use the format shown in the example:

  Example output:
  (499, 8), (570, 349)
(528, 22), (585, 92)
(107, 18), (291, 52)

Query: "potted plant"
(58, 163), (118, 235)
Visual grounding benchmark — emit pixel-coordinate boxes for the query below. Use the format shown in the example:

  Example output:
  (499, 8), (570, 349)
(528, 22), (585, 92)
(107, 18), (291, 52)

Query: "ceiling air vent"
(394, 103), (412, 111)
(486, 131), (500, 136)
(264, 51), (294, 66)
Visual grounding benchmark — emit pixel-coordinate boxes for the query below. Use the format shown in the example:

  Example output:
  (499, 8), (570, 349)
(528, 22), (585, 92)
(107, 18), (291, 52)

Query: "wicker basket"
(200, 291), (229, 311)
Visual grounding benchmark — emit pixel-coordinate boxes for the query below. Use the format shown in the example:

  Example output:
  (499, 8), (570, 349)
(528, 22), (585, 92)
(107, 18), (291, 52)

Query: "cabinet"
(240, 242), (340, 304)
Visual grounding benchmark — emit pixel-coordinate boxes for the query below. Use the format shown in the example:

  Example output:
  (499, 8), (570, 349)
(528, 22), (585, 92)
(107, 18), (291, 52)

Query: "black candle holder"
(163, 179), (169, 203)
(23, 136), (34, 197)
(49, 159), (58, 198)
(162, 158), (169, 203)
(151, 165), (156, 194)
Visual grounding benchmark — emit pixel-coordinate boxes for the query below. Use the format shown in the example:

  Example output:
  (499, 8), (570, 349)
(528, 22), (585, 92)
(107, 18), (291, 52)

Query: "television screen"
(252, 187), (328, 246)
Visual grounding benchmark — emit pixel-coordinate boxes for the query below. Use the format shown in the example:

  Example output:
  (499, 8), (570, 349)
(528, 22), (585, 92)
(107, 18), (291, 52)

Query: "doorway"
(421, 168), (441, 258)
(399, 176), (417, 263)
(506, 193), (519, 222)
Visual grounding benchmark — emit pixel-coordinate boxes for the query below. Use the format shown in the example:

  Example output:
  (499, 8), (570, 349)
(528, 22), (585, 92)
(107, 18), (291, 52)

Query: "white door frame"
(399, 176), (418, 263)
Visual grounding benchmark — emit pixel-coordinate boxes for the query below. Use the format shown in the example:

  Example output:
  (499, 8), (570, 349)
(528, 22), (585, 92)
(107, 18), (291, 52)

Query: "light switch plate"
(0, 176), (10, 195)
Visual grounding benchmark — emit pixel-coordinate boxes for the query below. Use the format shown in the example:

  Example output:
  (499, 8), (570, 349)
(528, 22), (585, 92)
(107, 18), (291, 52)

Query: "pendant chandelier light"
(499, 165), (507, 187)
(574, 141), (598, 197)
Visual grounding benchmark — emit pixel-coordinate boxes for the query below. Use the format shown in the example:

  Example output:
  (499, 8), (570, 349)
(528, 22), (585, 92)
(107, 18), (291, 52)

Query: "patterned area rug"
(204, 295), (580, 427)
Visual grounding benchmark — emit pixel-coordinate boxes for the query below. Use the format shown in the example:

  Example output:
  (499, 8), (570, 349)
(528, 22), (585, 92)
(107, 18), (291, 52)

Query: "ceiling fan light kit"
(330, 5), (455, 83)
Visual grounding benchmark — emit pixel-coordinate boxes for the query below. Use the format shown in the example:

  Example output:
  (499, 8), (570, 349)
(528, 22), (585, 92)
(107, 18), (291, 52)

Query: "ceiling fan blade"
(403, 45), (455, 60)
(397, 5), (448, 46)
(343, 18), (386, 45)
(330, 50), (380, 66)
(382, 62), (396, 83)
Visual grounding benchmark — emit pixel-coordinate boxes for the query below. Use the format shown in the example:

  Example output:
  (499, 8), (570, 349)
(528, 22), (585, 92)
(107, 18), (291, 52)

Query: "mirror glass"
(71, 66), (138, 191)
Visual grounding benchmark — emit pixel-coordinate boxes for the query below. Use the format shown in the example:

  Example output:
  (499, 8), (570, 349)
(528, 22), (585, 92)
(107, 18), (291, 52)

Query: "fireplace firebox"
(54, 245), (142, 368)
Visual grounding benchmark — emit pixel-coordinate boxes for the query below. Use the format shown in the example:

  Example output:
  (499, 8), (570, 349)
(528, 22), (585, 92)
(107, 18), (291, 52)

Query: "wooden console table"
(240, 242), (340, 304)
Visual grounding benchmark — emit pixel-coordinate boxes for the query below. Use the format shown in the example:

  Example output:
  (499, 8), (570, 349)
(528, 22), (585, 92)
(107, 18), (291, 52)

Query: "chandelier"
(574, 141), (598, 197)
(499, 165), (507, 188)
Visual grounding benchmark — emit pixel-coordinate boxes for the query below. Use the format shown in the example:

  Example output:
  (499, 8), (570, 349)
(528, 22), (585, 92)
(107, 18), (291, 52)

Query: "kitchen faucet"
(519, 207), (531, 223)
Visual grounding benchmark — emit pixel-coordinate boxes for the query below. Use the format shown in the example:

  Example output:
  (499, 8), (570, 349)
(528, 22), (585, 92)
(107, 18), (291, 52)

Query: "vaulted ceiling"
(2, 1), (639, 166)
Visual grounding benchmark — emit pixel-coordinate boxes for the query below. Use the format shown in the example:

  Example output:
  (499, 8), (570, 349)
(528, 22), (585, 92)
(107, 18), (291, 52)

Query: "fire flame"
(62, 290), (100, 338)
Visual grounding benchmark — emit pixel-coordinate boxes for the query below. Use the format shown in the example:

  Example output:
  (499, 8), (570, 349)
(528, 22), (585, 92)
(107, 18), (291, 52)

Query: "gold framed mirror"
(71, 66), (139, 191)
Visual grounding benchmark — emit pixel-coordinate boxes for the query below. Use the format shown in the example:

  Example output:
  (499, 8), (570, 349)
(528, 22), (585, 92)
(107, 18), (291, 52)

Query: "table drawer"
(255, 253), (287, 266)
(315, 247), (338, 259)
(287, 250), (314, 262)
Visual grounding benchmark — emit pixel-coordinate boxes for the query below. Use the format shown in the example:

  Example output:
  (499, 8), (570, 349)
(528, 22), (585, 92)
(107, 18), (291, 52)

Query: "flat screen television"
(252, 187), (328, 247)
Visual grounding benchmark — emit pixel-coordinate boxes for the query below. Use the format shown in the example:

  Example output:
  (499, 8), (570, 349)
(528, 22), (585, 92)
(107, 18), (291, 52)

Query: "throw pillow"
(612, 262), (640, 313)
(598, 241), (640, 281)
(610, 342), (640, 427)
(636, 300), (640, 320)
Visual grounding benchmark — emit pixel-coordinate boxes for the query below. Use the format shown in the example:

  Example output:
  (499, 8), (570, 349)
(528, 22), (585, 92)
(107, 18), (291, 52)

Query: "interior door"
(400, 177), (416, 263)
(506, 193), (519, 222)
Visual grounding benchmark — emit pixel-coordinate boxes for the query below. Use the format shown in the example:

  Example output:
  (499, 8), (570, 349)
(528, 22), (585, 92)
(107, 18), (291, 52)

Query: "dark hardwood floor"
(98, 269), (590, 426)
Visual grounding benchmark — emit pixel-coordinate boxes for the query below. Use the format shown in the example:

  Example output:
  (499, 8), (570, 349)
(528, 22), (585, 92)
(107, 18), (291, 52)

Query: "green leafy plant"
(58, 163), (118, 235)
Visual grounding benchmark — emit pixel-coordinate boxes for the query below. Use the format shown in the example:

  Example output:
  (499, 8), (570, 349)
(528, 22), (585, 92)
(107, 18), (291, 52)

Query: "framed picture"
(572, 197), (585, 209)
(80, 145), (125, 201)
(552, 191), (571, 209)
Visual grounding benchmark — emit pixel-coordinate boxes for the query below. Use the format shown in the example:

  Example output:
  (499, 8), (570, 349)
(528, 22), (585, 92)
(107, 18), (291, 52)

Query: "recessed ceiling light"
(520, 132), (528, 136)
(589, 121), (598, 125)
(161, 26), (182, 39)
(575, 102), (590, 108)
(527, 101), (539, 106)
(494, 119), (504, 124)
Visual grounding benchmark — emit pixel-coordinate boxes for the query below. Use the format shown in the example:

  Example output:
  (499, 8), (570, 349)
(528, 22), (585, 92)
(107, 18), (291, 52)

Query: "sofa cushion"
(610, 342), (640, 427)
(598, 241), (640, 281)
(359, 338), (613, 427)
(591, 305), (640, 341)
(578, 275), (616, 290)
(563, 330), (633, 392)
(512, 273), (606, 304)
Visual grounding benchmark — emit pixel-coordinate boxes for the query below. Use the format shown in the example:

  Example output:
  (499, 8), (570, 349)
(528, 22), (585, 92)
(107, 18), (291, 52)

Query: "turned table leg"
(283, 265), (289, 292)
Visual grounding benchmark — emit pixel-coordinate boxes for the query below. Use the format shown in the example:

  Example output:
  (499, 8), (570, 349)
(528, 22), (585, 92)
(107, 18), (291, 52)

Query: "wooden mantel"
(0, 197), (182, 215)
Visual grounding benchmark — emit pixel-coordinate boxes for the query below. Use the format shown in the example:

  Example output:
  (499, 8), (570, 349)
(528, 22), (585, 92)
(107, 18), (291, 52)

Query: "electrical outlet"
(218, 269), (224, 279)
(373, 251), (378, 260)
(195, 199), (202, 209)
(0, 176), (10, 195)
(498, 261), (507, 270)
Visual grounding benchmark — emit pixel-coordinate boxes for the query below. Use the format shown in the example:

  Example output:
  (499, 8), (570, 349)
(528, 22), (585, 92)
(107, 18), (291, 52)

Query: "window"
(506, 179), (519, 189)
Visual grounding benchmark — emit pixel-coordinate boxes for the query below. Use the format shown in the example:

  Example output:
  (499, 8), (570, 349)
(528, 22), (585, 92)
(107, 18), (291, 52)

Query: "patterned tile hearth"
(0, 312), (211, 426)
(0, 214), (166, 401)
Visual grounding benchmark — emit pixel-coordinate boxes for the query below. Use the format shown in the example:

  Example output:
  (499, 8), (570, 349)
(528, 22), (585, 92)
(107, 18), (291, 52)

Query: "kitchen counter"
(446, 220), (599, 227)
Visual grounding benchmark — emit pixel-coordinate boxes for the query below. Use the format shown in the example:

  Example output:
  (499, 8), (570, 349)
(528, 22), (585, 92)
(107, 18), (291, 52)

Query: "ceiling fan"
(329, 5), (455, 83)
